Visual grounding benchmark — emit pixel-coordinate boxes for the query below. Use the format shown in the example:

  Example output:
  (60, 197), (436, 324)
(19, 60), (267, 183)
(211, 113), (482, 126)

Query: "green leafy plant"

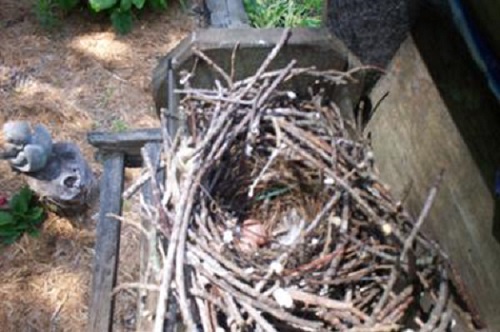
(36, 0), (169, 34)
(35, 0), (60, 29)
(0, 187), (46, 245)
(244, 0), (323, 28)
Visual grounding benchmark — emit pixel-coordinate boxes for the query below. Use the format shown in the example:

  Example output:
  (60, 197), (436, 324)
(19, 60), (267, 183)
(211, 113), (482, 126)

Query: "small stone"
(223, 230), (233, 244)
(330, 216), (342, 227)
(381, 223), (392, 236)
(270, 261), (283, 274)
(324, 177), (335, 185)
(272, 288), (294, 308)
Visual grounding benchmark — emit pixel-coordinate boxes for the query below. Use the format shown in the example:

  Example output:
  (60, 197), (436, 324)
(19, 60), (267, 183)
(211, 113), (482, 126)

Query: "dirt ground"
(0, 1), (195, 331)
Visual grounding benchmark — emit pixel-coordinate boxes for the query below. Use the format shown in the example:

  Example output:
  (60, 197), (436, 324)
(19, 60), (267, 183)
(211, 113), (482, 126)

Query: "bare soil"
(0, 1), (194, 331)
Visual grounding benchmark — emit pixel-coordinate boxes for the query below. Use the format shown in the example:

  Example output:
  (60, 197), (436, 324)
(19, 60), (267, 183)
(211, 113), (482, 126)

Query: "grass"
(112, 119), (129, 132)
(243, 0), (323, 28)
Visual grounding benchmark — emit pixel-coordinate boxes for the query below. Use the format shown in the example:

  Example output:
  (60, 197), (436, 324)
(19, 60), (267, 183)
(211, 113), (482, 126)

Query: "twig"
(112, 282), (161, 294)
(193, 47), (233, 89)
(240, 302), (278, 332)
(230, 42), (240, 83)
(153, 172), (196, 332)
(421, 268), (449, 332)
(248, 147), (281, 198)
(238, 28), (291, 99)
(401, 170), (444, 262)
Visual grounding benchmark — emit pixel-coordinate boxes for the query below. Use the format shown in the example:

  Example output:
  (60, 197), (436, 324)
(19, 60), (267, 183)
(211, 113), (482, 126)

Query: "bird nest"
(136, 30), (456, 331)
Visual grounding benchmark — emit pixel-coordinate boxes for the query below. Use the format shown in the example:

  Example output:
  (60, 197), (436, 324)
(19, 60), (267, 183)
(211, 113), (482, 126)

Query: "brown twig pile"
(135, 29), (455, 331)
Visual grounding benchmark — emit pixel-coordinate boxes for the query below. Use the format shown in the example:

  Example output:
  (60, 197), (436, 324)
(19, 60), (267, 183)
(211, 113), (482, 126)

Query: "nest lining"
(134, 29), (458, 332)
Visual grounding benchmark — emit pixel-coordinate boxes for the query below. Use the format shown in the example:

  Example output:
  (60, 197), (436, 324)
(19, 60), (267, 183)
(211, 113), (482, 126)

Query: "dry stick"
(189, 288), (229, 321)
(112, 282), (161, 294)
(142, 148), (165, 226)
(193, 48), (233, 89)
(305, 191), (341, 234)
(107, 213), (149, 238)
(238, 28), (291, 99)
(278, 117), (336, 161)
(240, 302), (278, 332)
(123, 168), (153, 199)
(174, 178), (199, 330)
(245, 60), (296, 155)
(401, 170), (444, 261)
(420, 268), (449, 332)
(377, 285), (413, 321)
(223, 293), (246, 329)
(355, 287), (381, 312)
(369, 170), (445, 325)
(265, 107), (321, 119)
(190, 245), (280, 309)
(321, 212), (335, 257)
(248, 147), (281, 198)
(341, 234), (398, 263)
(191, 235), (253, 282)
(325, 239), (348, 280)
(286, 289), (365, 315)
(192, 276), (215, 332)
(230, 42), (240, 83)
(197, 265), (324, 331)
(345, 324), (400, 332)
(231, 66), (313, 89)
(279, 133), (403, 242)
(177, 90), (253, 106)
(153, 167), (196, 332)
(434, 306), (453, 332)
(256, 60), (297, 109)
(382, 295), (414, 324)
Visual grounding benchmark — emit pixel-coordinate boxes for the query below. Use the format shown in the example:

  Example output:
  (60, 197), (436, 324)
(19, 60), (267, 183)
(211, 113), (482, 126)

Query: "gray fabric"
(325, 0), (419, 67)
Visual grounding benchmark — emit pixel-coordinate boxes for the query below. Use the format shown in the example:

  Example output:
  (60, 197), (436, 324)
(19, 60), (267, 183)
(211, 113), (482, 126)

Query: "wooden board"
(88, 152), (125, 332)
(88, 129), (162, 168)
(366, 8), (500, 330)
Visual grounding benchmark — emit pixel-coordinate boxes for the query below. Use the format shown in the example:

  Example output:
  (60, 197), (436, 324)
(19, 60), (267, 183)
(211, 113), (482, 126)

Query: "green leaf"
(132, 0), (145, 9)
(89, 0), (118, 12)
(111, 8), (133, 34)
(28, 229), (41, 237)
(121, 0), (132, 11)
(56, 0), (80, 11)
(149, 0), (167, 11)
(1, 235), (19, 245)
(27, 207), (45, 223)
(10, 186), (32, 215)
(0, 212), (15, 226)
(14, 222), (30, 231)
(0, 227), (20, 236)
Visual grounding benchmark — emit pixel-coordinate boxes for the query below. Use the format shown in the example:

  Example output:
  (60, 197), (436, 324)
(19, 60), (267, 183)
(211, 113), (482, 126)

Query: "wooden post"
(88, 152), (125, 332)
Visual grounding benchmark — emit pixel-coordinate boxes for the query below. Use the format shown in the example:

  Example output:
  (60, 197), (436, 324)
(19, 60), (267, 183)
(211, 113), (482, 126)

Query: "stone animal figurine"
(1, 121), (98, 215)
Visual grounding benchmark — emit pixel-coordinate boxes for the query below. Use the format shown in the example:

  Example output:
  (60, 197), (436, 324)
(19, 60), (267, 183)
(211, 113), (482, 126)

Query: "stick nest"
(137, 30), (456, 331)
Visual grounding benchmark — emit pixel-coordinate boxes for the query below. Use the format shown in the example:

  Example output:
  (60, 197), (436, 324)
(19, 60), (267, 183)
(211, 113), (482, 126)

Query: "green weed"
(244, 0), (323, 28)
(0, 187), (46, 246)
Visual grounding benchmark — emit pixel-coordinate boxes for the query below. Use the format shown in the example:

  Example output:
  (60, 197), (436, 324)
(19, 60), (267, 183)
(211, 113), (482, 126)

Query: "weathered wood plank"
(88, 152), (125, 332)
(88, 129), (162, 152)
(366, 8), (500, 330)
(88, 129), (162, 167)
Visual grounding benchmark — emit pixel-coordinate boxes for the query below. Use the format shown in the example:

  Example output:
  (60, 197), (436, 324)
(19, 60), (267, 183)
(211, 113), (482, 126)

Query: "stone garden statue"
(1, 121), (98, 216)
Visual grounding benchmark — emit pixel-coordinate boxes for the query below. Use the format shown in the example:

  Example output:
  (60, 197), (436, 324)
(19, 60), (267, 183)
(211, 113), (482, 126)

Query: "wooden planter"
(87, 1), (500, 331)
